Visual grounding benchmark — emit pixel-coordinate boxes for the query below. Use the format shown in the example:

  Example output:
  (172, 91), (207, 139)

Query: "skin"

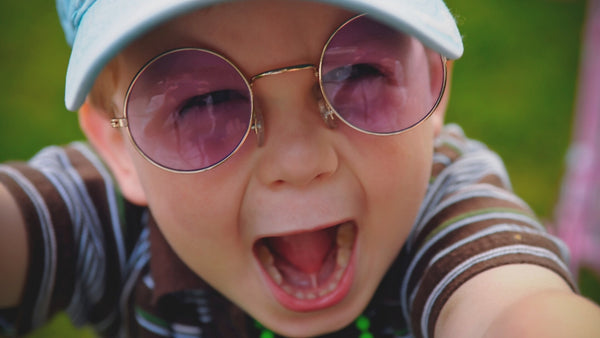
(0, 184), (28, 307)
(435, 264), (600, 338)
(81, 1), (444, 336)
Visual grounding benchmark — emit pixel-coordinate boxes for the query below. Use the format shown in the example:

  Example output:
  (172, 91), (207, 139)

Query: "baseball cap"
(57, 0), (463, 111)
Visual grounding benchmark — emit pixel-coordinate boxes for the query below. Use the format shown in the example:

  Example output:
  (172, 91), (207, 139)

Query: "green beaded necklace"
(254, 314), (373, 337)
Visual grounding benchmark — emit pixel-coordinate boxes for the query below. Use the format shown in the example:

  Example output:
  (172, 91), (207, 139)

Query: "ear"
(430, 58), (454, 137)
(78, 102), (148, 206)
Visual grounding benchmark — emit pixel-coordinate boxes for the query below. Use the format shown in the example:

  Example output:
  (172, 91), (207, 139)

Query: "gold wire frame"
(112, 48), (255, 173)
(316, 14), (448, 136)
(111, 14), (448, 174)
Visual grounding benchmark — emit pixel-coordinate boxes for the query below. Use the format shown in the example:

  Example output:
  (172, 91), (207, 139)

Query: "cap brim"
(65, 0), (463, 111)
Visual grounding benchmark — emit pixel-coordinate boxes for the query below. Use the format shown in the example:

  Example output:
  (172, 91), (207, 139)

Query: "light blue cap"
(57, 0), (463, 111)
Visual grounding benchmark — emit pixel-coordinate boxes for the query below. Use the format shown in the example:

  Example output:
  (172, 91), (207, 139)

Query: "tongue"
(267, 227), (336, 274)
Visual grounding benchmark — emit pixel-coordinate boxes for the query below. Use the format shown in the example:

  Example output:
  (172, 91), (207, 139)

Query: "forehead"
(118, 0), (354, 77)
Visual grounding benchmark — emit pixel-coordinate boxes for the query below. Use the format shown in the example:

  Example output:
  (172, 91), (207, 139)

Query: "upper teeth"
(336, 222), (355, 249)
(257, 245), (274, 265)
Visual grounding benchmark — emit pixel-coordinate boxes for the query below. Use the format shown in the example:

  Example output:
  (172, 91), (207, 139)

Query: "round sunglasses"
(111, 14), (447, 173)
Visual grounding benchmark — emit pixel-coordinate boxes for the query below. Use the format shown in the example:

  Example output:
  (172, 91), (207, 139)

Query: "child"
(1, 0), (600, 337)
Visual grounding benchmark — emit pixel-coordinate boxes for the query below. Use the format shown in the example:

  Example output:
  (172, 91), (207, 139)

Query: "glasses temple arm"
(110, 118), (128, 128)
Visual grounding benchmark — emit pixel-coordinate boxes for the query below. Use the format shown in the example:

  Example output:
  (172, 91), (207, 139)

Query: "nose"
(251, 67), (339, 188)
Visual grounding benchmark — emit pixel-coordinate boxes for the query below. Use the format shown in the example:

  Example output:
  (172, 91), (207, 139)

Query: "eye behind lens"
(319, 15), (447, 136)
(322, 63), (383, 83)
(124, 48), (255, 173)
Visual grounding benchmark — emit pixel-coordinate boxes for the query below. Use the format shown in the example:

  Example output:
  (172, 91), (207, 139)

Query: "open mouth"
(253, 221), (357, 311)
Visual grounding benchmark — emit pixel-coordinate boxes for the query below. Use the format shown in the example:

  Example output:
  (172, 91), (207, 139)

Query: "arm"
(404, 126), (594, 338)
(0, 182), (28, 308)
(0, 144), (127, 335)
(435, 264), (600, 338)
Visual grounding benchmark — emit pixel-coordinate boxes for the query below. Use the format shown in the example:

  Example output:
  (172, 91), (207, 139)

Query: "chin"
(260, 299), (366, 338)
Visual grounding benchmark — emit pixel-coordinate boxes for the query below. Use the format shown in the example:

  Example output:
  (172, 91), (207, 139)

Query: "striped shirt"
(0, 124), (575, 337)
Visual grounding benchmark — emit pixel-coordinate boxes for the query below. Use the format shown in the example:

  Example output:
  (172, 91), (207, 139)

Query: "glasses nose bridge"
(249, 63), (318, 84)
(249, 63), (337, 146)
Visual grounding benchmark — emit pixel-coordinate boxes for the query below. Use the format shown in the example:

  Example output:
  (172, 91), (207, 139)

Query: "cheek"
(128, 147), (251, 275)
(142, 171), (239, 239)
(354, 122), (434, 209)
(350, 122), (434, 274)
(370, 136), (432, 243)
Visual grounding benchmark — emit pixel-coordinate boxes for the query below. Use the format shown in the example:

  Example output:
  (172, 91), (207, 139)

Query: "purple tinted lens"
(126, 49), (252, 171)
(320, 15), (443, 134)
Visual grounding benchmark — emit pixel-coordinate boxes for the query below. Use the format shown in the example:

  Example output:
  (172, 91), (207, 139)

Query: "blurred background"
(0, 0), (597, 336)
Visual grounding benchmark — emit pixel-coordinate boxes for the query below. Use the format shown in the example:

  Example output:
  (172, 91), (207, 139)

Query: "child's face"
(103, 0), (443, 335)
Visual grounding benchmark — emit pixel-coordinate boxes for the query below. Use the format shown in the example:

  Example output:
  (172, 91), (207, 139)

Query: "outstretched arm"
(0, 143), (128, 336)
(0, 182), (28, 309)
(436, 264), (600, 338)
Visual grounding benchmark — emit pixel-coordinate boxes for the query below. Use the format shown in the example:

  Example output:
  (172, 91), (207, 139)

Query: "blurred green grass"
(0, 0), (596, 337)
(0, 2), (82, 160)
(445, 0), (585, 221)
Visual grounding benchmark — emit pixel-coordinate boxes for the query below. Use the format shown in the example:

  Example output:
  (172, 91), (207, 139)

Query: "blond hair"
(87, 58), (121, 115)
